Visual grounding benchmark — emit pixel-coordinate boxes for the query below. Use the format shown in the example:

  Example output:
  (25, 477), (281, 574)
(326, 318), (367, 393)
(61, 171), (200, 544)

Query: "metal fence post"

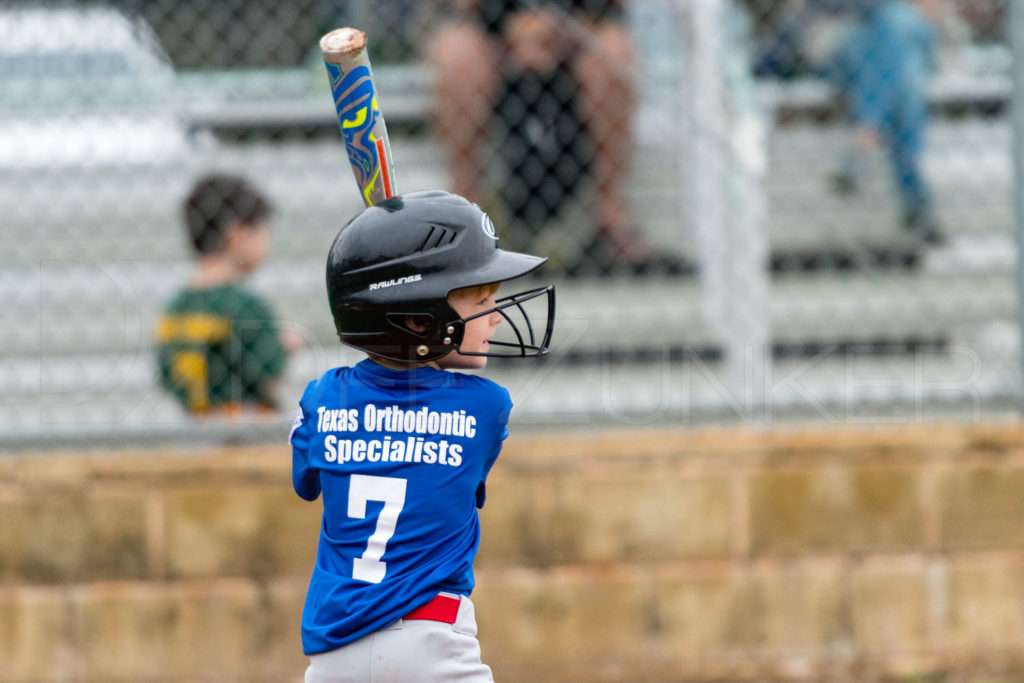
(1014, 0), (1024, 413)
(689, 0), (770, 419)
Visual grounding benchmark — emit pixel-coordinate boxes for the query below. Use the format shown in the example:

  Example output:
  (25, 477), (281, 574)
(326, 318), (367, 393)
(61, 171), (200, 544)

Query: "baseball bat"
(319, 28), (397, 207)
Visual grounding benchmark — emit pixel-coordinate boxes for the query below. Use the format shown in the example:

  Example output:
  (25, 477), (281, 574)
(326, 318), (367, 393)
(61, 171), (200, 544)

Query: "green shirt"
(156, 284), (286, 413)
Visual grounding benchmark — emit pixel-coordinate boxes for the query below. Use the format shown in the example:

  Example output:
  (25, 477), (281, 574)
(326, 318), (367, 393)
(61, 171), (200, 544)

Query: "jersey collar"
(354, 358), (448, 388)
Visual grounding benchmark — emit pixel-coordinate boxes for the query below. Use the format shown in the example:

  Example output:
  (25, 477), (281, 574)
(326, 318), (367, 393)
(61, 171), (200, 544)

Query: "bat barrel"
(320, 28), (397, 207)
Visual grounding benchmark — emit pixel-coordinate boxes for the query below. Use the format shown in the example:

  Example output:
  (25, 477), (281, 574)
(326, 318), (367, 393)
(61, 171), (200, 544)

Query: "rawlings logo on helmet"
(368, 274), (423, 291)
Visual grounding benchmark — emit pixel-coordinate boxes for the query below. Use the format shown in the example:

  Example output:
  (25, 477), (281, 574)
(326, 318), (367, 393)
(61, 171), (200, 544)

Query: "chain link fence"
(0, 0), (1017, 448)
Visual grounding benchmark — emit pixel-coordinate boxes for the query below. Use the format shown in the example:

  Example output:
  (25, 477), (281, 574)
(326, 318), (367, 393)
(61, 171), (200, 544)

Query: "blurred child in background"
(156, 173), (300, 417)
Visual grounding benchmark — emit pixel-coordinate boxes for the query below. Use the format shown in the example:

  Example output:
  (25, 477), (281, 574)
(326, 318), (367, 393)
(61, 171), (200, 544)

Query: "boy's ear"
(404, 314), (432, 334)
(221, 220), (245, 248)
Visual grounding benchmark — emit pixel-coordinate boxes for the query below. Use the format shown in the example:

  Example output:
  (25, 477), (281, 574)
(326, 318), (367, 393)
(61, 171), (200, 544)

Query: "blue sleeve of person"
(474, 382), (513, 509)
(291, 380), (321, 501)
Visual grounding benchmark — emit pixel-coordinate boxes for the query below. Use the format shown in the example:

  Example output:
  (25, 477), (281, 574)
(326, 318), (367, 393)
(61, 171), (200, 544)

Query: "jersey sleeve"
(475, 384), (513, 509)
(290, 382), (321, 501)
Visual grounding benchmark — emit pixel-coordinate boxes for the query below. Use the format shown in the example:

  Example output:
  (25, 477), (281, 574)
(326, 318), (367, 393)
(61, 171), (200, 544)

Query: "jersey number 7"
(348, 474), (407, 583)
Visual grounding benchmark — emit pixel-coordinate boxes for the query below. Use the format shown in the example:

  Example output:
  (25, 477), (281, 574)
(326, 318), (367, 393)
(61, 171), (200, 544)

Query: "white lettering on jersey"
(317, 405), (483, 469)
(356, 405), (477, 438)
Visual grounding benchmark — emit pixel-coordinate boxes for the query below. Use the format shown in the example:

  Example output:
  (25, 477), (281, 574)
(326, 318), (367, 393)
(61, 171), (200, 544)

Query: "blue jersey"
(289, 359), (512, 655)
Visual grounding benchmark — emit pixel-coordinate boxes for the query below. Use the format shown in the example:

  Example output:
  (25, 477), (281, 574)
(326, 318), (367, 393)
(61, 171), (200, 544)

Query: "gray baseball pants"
(304, 594), (494, 682)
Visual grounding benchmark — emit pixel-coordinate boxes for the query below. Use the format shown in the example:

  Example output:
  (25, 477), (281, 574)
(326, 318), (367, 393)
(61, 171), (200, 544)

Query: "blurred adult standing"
(830, 0), (944, 244)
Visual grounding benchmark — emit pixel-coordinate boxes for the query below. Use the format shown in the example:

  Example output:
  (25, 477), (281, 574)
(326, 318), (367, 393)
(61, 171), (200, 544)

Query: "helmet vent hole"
(416, 226), (456, 252)
(417, 227), (437, 252)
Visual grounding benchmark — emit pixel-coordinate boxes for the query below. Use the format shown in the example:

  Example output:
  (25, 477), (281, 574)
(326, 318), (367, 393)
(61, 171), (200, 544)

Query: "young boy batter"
(290, 190), (555, 681)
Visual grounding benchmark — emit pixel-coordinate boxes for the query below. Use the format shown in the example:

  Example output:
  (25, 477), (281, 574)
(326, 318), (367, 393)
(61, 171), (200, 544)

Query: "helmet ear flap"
(378, 307), (467, 361)
(384, 312), (436, 339)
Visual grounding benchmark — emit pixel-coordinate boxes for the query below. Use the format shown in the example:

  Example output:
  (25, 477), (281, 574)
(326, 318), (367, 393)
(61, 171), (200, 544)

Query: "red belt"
(404, 593), (461, 624)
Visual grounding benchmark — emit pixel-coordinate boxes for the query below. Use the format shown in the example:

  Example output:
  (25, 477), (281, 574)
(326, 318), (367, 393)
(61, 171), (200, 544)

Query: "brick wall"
(2, 425), (1024, 681)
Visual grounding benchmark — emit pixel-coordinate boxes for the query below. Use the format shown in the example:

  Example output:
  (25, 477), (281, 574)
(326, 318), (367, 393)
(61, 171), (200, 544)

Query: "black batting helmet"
(327, 190), (555, 362)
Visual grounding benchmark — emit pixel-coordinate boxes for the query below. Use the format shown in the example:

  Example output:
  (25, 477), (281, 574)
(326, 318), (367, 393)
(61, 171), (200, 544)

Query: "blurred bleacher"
(0, 6), (1019, 448)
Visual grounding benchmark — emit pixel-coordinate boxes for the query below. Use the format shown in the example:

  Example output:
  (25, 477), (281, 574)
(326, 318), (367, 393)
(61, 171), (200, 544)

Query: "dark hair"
(183, 174), (272, 255)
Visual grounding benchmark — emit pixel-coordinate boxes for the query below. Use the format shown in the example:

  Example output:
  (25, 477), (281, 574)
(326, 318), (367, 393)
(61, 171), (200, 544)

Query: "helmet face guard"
(454, 285), (555, 358)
